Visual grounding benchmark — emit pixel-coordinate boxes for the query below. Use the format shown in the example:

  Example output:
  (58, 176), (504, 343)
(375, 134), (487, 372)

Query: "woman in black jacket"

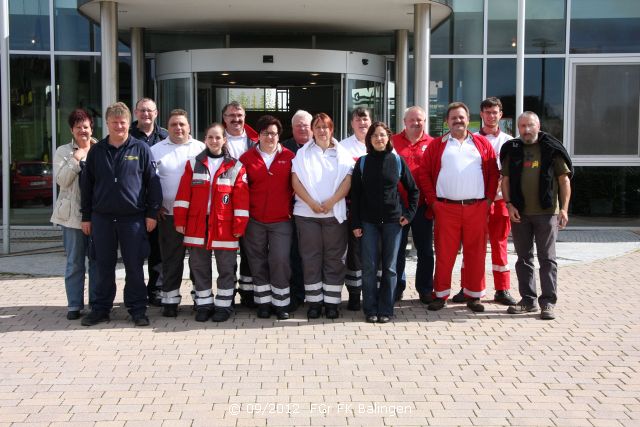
(350, 122), (419, 323)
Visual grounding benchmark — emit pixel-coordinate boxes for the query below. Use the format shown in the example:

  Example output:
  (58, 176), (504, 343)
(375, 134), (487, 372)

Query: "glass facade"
(2, 0), (640, 224)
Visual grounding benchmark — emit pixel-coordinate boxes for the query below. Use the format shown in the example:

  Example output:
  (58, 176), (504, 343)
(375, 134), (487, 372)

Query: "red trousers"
(433, 200), (488, 299)
(460, 200), (511, 293)
(488, 200), (511, 291)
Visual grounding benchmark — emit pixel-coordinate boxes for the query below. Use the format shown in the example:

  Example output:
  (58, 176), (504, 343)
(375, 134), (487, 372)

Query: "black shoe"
(162, 304), (178, 318)
(467, 299), (485, 313)
(66, 310), (81, 320)
(377, 315), (391, 324)
(211, 309), (231, 322)
(257, 305), (272, 319)
(148, 295), (162, 307)
(132, 314), (150, 327)
(395, 291), (404, 302)
(194, 307), (212, 322)
(427, 298), (447, 311)
(347, 293), (361, 311)
(507, 300), (539, 314)
(494, 290), (517, 306)
(81, 310), (110, 326)
(419, 293), (434, 304)
(287, 298), (301, 313)
(239, 292), (257, 309)
(325, 306), (339, 319)
(451, 289), (467, 303)
(274, 309), (289, 320)
(540, 304), (555, 320)
(307, 306), (322, 319)
(366, 315), (378, 323)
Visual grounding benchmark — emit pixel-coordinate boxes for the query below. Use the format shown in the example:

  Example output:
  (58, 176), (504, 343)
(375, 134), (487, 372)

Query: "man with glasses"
(222, 101), (258, 308)
(130, 98), (169, 306)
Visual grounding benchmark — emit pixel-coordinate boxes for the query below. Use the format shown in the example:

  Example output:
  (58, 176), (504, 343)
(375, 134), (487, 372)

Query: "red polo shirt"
(392, 129), (433, 207)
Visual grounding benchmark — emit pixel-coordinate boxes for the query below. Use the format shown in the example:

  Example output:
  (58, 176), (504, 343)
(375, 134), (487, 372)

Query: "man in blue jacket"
(80, 102), (162, 327)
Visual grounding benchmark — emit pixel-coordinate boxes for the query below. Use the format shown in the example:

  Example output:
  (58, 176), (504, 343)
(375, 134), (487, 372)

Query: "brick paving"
(0, 248), (639, 426)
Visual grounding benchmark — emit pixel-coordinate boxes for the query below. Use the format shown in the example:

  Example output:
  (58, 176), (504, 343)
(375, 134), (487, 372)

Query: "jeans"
(62, 226), (97, 311)
(361, 222), (402, 317)
(396, 205), (434, 297)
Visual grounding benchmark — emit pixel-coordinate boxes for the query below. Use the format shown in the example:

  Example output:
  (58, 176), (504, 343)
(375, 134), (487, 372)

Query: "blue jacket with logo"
(80, 136), (162, 221)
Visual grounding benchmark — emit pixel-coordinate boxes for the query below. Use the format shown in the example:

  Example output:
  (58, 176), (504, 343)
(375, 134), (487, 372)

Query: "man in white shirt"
(339, 107), (372, 311)
(418, 102), (499, 313)
(454, 97), (517, 306)
(150, 109), (205, 318)
(222, 101), (258, 308)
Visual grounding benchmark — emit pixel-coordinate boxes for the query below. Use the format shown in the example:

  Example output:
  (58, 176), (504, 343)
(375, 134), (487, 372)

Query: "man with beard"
(501, 111), (572, 320)
(222, 101), (258, 308)
(418, 102), (499, 313)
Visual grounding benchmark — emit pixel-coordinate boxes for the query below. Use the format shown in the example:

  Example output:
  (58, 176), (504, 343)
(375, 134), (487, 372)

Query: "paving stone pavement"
(0, 232), (639, 426)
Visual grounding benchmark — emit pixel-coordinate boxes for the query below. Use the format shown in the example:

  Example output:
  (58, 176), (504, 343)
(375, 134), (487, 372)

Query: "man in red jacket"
(418, 102), (499, 313)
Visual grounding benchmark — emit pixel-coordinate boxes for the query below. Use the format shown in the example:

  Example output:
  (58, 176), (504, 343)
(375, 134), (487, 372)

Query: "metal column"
(395, 29), (408, 133)
(414, 3), (431, 130)
(101, 1), (118, 135)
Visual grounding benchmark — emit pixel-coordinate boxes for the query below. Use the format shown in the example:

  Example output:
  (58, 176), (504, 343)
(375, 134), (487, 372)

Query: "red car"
(11, 161), (53, 207)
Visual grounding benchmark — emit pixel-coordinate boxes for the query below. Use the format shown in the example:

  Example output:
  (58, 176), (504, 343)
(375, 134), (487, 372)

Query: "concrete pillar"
(101, 1), (118, 135)
(131, 27), (144, 105)
(395, 29), (408, 133)
(516, 0), (525, 128)
(414, 2), (431, 131)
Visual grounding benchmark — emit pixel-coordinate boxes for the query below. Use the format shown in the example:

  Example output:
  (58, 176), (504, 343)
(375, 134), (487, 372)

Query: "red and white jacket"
(418, 131), (499, 219)
(239, 145), (295, 224)
(173, 150), (249, 250)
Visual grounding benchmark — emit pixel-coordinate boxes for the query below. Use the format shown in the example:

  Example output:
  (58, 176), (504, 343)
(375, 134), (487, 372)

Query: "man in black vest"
(500, 111), (572, 320)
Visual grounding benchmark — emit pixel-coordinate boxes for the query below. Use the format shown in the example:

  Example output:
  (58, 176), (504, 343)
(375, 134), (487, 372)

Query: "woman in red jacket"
(240, 115), (296, 320)
(173, 123), (249, 322)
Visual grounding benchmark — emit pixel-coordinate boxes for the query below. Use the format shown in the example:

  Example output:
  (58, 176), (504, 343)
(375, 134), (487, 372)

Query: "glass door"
(156, 73), (194, 129)
(344, 75), (385, 138)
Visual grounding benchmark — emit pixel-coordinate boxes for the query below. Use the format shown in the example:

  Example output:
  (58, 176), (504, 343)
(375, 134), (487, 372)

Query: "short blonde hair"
(105, 102), (131, 122)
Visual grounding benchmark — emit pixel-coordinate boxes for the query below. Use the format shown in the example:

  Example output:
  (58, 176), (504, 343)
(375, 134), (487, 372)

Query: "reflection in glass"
(571, 167), (640, 217)
(487, 0), (517, 54)
(55, 56), (102, 147)
(54, 0), (100, 51)
(428, 59), (482, 137)
(570, 0), (640, 53)
(347, 79), (383, 125)
(486, 58), (564, 139)
(573, 64), (639, 156)
(431, 0), (483, 55)
(9, 0), (50, 50)
(9, 56), (54, 220)
(157, 78), (191, 127)
(525, 0), (565, 54)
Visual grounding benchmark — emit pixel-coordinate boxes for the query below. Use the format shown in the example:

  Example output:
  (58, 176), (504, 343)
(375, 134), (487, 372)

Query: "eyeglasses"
(260, 131), (278, 138)
(372, 133), (389, 139)
(136, 109), (156, 114)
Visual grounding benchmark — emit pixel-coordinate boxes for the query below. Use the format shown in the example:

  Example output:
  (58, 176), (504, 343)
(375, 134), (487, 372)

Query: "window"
(570, 0), (640, 53)
(431, 0), (483, 55)
(572, 63), (639, 156)
(9, 0), (50, 50)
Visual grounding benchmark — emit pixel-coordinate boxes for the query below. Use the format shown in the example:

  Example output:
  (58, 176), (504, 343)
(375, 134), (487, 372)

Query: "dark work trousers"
(294, 215), (347, 307)
(158, 215), (186, 305)
(189, 246), (237, 310)
(510, 213), (559, 307)
(244, 218), (293, 309)
(146, 226), (162, 298)
(90, 212), (149, 317)
(236, 238), (253, 298)
(396, 205), (434, 298)
(345, 216), (362, 297)
(289, 218), (305, 304)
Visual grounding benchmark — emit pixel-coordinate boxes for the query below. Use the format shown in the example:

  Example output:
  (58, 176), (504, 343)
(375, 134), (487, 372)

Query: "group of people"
(51, 95), (572, 327)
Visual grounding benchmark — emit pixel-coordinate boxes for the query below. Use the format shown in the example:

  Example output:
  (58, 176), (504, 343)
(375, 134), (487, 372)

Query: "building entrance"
(155, 48), (388, 140)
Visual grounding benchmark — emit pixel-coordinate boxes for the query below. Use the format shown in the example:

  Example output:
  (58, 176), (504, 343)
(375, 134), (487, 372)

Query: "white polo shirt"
(225, 130), (251, 160)
(339, 134), (367, 161)
(475, 130), (511, 199)
(292, 142), (339, 218)
(151, 137), (205, 215)
(436, 134), (485, 200)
